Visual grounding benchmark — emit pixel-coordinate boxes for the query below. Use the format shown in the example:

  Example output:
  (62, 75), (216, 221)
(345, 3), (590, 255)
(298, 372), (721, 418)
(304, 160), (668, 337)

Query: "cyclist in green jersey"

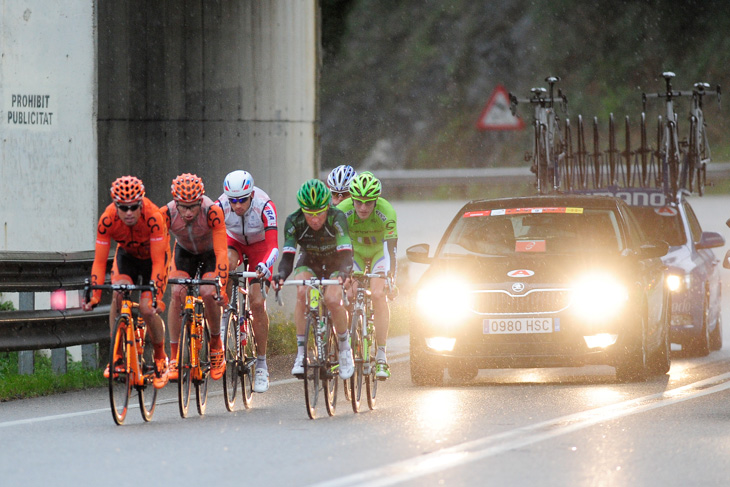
(272, 179), (355, 380)
(336, 171), (398, 380)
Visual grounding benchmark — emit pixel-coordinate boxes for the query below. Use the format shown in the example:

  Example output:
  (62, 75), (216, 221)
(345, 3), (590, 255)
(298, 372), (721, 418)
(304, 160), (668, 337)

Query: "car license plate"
(483, 318), (554, 334)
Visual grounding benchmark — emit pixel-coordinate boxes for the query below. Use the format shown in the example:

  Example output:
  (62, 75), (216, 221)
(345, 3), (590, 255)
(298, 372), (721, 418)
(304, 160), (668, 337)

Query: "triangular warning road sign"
(476, 85), (525, 131)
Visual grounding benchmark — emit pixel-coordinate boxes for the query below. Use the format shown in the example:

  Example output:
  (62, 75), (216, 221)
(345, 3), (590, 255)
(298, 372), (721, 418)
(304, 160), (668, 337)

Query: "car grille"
(471, 289), (572, 315)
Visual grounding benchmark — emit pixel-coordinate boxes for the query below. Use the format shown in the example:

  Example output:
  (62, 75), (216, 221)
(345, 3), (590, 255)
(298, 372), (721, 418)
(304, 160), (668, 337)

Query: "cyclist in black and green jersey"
(336, 172), (398, 380)
(272, 179), (355, 380)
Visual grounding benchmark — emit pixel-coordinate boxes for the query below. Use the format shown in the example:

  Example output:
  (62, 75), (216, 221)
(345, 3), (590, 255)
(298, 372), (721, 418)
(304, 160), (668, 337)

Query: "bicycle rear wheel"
(223, 309), (239, 411)
(349, 310), (365, 413)
(697, 163), (706, 196)
(178, 311), (193, 418)
(195, 316), (210, 416)
(109, 315), (131, 425)
(324, 321), (338, 417)
(667, 123), (680, 194)
(303, 315), (320, 419)
(241, 315), (256, 409)
(365, 323), (378, 410)
(138, 336), (157, 422)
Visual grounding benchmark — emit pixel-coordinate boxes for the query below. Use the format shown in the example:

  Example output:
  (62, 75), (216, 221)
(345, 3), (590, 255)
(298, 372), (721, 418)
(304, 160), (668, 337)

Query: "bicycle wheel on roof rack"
(563, 118), (574, 191)
(607, 113), (618, 186)
(623, 116), (632, 187)
(592, 117), (601, 188)
(639, 113), (649, 186)
(667, 121), (680, 195)
(576, 115), (587, 189)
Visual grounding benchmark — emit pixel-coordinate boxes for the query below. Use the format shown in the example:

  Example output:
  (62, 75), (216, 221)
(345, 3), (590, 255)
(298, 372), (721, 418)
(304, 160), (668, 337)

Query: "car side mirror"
(696, 231), (725, 250)
(638, 240), (669, 259)
(406, 243), (432, 264)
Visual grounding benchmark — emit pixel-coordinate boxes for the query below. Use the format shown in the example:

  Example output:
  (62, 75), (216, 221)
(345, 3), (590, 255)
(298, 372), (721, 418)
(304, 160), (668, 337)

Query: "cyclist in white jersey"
(217, 170), (279, 393)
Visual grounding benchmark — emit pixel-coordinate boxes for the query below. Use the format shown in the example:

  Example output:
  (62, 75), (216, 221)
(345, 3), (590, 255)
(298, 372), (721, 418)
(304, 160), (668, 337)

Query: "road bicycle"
(346, 271), (381, 412)
(685, 81), (720, 196)
(168, 270), (221, 418)
(642, 72), (683, 195)
(277, 278), (344, 419)
(510, 76), (568, 195)
(222, 267), (261, 411)
(83, 280), (159, 425)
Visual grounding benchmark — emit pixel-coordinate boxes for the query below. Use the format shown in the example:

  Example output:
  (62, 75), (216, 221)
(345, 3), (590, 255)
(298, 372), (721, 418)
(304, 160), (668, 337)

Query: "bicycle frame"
(643, 72), (720, 197)
(83, 280), (158, 425)
(510, 76), (568, 194)
(223, 269), (259, 411)
(348, 272), (380, 412)
(168, 273), (221, 418)
(280, 277), (343, 419)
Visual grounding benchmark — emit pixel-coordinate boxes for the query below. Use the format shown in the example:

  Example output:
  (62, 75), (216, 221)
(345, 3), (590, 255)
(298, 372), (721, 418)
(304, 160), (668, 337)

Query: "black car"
(407, 194), (671, 385)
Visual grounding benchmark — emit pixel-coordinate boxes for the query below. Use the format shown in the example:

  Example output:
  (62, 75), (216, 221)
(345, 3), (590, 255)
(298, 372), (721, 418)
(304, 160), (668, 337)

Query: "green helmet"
(297, 179), (331, 211)
(349, 171), (382, 201)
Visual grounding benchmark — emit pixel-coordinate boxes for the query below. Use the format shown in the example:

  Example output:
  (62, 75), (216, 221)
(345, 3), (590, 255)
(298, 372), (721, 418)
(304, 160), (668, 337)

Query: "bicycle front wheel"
(109, 315), (131, 425)
(223, 309), (239, 411)
(138, 337), (157, 422)
(241, 315), (256, 409)
(303, 315), (320, 419)
(178, 311), (193, 418)
(195, 315), (210, 416)
(349, 311), (365, 413)
(324, 322), (338, 417)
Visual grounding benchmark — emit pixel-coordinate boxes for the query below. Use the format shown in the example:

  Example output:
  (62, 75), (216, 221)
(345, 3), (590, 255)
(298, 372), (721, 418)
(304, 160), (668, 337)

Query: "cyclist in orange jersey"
(83, 175), (171, 389)
(162, 173), (229, 381)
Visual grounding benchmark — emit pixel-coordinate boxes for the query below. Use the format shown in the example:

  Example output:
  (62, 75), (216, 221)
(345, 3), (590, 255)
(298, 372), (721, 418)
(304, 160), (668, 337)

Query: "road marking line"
(311, 372), (730, 487)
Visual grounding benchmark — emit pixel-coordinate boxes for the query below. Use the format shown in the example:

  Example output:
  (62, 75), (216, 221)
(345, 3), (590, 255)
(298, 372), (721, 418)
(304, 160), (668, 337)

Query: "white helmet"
(326, 165), (358, 192)
(223, 170), (254, 198)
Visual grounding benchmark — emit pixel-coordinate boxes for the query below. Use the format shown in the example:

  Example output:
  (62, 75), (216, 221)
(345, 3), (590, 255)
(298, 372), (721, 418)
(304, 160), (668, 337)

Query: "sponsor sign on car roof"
(463, 207), (584, 218)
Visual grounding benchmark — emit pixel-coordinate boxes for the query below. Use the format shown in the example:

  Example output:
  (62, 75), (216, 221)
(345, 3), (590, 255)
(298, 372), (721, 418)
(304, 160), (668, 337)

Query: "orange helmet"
(171, 173), (205, 203)
(110, 176), (145, 203)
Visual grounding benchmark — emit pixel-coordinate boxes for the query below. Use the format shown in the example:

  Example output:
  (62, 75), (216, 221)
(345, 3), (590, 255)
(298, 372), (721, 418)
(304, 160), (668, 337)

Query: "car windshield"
(629, 206), (686, 247)
(438, 206), (624, 257)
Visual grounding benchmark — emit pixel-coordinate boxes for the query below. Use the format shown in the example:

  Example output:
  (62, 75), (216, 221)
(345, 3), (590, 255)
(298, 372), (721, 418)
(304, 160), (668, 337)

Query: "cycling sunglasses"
(229, 196), (251, 204)
(332, 191), (350, 198)
(302, 207), (328, 216)
(175, 201), (202, 211)
(116, 202), (141, 212)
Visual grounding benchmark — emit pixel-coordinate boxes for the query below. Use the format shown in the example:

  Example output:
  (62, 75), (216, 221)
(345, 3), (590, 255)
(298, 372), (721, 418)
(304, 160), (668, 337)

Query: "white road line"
(311, 372), (730, 487)
(0, 353), (409, 429)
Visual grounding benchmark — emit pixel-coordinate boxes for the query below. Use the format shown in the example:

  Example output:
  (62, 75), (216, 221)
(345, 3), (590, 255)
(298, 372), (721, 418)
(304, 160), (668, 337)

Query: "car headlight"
(571, 273), (629, 321)
(666, 273), (689, 293)
(416, 279), (472, 322)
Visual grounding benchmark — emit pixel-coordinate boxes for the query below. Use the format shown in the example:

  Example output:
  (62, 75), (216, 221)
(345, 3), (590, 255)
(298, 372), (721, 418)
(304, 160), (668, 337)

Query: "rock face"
(320, 0), (729, 173)
(320, 0), (541, 173)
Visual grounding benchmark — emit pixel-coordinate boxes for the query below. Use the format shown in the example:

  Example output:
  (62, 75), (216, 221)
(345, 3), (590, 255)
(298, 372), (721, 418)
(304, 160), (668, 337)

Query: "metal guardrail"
(0, 250), (112, 354)
(321, 163), (730, 196)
